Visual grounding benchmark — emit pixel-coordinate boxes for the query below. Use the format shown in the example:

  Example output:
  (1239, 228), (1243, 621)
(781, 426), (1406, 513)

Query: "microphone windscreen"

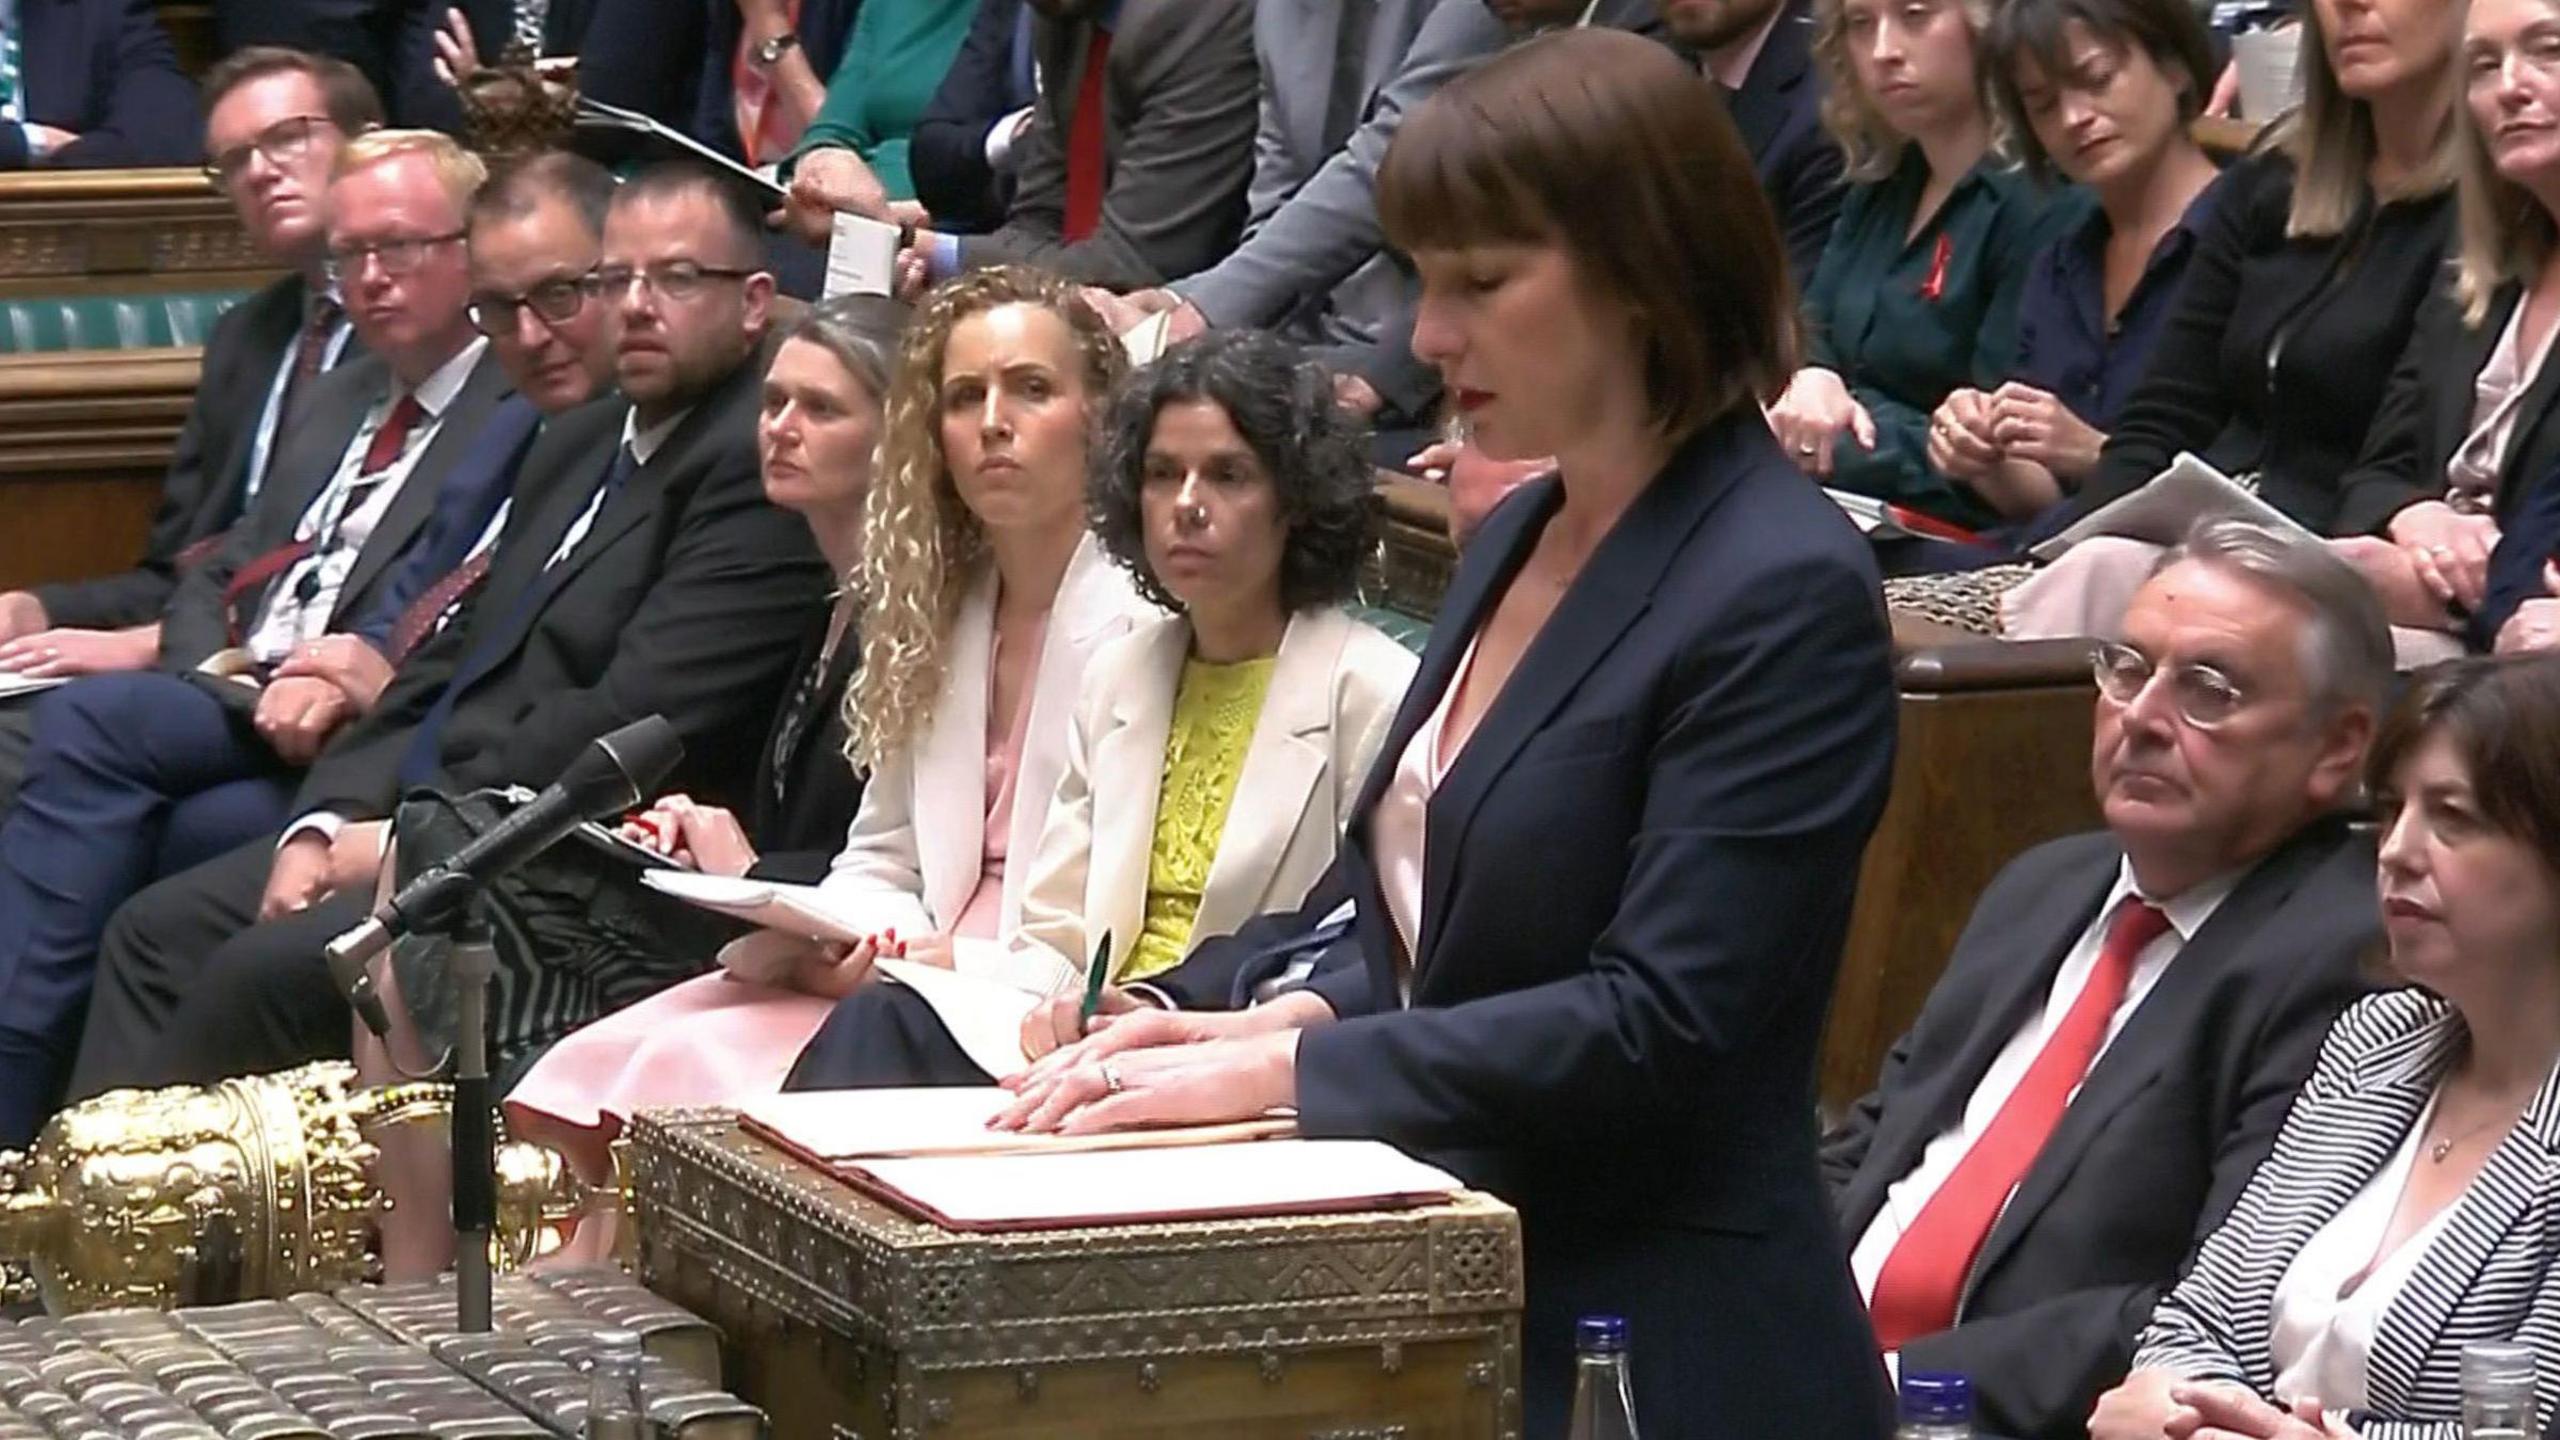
(572, 715), (685, 815)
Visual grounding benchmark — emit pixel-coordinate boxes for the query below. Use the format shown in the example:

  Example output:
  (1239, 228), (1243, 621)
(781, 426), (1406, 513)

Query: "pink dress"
(503, 641), (1038, 1178)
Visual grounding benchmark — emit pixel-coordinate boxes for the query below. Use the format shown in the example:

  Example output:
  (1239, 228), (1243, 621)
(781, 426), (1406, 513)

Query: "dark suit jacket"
(739, 607), (864, 883)
(31, 275), (309, 631)
(156, 349), (514, 673)
(1730, 0), (1842, 290)
(291, 358), (831, 823)
(908, 0), (1028, 234)
(1291, 410), (1898, 1433)
(1821, 820), (2380, 1440)
(349, 395), (544, 649)
(951, 0), (1257, 288)
(2, 0), (198, 168)
(693, 0), (863, 160)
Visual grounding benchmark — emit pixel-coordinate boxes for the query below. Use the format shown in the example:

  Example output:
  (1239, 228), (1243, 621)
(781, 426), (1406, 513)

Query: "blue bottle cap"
(1899, 1371), (1972, 1423)
(1574, 1315), (1629, 1355)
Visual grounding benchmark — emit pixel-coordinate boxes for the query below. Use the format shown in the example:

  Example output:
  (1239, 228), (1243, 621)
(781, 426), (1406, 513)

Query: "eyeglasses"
(2091, 640), (2250, 730)
(583, 262), (757, 304)
(468, 275), (593, 337)
(326, 231), (468, 281)
(203, 114), (335, 187)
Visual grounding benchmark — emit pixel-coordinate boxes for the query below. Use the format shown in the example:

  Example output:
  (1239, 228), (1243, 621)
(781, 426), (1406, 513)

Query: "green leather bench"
(1349, 600), (1432, 656)
(0, 290), (248, 353)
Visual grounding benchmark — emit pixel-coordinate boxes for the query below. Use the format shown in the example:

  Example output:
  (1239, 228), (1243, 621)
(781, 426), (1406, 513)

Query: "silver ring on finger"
(1796, 442), (1817, 456)
(1100, 1061), (1125, 1096)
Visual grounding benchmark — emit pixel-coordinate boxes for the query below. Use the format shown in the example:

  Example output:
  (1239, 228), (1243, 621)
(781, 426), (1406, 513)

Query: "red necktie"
(383, 551), (493, 666)
(223, 539), (314, 644)
(360, 394), (426, 476)
(1063, 30), (1112, 241)
(1866, 898), (2174, 1349)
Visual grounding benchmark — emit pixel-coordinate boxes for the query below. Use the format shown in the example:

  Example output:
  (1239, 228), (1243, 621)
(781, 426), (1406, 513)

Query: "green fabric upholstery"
(0, 290), (249, 353)
(1349, 600), (1432, 656)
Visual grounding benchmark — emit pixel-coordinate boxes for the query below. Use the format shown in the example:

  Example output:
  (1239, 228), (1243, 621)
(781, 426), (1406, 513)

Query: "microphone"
(324, 716), (685, 1037)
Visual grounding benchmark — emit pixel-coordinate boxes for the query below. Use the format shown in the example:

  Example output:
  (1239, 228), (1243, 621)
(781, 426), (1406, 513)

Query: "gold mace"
(0, 1062), (591, 1314)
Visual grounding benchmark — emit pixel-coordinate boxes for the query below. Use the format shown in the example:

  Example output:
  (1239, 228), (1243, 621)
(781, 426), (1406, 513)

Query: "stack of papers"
(2028, 452), (2311, 561)
(741, 1088), (1459, 1232)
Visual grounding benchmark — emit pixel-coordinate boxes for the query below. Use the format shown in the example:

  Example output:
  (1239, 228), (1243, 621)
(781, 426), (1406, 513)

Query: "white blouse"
(2268, 1092), (2462, 1412)
(2446, 302), (2560, 509)
(1371, 635), (1480, 1002)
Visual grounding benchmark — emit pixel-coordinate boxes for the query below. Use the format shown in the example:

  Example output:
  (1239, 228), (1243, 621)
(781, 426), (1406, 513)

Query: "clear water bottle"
(1896, 1371), (1974, 1440)
(2463, 1340), (2536, 1440)
(1566, 1315), (1639, 1440)
(584, 1329), (649, 1440)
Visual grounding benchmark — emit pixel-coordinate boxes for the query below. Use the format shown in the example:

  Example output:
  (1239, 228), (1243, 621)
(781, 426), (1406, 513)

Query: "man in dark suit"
(0, 128), (513, 1143)
(67, 161), (829, 1100)
(0, 49), (380, 804)
(864, 0), (1260, 291)
(1, 0), (196, 167)
(1823, 521), (2391, 1439)
(905, 0), (1034, 235)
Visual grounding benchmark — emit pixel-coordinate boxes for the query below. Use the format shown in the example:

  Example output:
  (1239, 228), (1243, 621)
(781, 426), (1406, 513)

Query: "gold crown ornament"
(0, 1062), (590, 1313)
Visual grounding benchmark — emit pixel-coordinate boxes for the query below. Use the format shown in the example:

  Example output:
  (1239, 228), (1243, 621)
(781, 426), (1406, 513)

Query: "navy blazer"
(906, 0), (1029, 233)
(1729, 0), (1842, 288)
(3, 0), (197, 168)
(1292, 409), (1899, 1435)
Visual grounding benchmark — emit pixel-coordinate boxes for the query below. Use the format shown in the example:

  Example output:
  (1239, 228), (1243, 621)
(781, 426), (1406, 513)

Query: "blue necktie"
(396, 442), (639, 788)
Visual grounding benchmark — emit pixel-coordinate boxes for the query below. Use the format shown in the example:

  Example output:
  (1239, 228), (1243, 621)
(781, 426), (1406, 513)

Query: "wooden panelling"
(0, 348), (198, 591)
(159, 2), (219, 76)
(0, 170), (281, 297)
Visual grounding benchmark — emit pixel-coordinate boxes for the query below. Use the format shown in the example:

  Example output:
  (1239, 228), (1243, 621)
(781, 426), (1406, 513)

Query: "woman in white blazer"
(784, 329), (1417, 1082)
(2093, 655), (2560, 1440)
(502, 268), (1149, 1187)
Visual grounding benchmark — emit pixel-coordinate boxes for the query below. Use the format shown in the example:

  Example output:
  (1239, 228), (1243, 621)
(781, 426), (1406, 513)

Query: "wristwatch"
(751, 31), (800, 68)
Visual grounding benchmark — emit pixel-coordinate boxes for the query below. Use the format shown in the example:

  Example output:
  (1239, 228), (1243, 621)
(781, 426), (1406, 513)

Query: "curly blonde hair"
(842, 266), (1127, 771)
(1811, 0), (2001, 183)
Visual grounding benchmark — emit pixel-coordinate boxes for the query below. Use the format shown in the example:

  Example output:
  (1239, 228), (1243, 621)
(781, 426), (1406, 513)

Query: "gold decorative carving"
(0, 170), (279, 295)
(0, 1062), (591, 1314)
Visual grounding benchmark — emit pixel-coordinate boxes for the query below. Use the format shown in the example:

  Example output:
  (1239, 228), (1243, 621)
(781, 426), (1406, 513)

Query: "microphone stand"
(409, 898), (499, 1334)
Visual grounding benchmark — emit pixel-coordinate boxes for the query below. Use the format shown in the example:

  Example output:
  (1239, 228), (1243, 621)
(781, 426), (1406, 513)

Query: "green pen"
(1077, 931), (1113, 1024)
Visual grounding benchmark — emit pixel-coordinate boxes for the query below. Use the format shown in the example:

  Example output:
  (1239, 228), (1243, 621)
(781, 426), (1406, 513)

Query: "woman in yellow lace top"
(968, 328), (1419, 997)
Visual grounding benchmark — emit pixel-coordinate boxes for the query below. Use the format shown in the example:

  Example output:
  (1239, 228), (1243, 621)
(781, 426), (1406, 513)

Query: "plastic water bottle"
(1896, 1371), (1975, 1440)
(583, 1329), (649, 1440)
(1566, 1315), (1639, 1440)
(2463, 1340), (2536, 1440)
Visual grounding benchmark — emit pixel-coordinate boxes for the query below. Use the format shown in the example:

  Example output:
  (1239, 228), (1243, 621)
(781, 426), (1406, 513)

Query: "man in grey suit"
(886, 0), (1259, 291)
(1823, 519), (2388, 1440)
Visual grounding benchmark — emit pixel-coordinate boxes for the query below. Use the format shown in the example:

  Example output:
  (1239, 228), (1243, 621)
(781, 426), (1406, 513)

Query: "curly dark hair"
(1089, 329), (1376, 615)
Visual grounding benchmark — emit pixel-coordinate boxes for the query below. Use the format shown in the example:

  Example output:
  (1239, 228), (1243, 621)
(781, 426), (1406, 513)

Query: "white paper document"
(0, 672), (67, 701)
(851, 1139), (1465, 1231)
(640, 872), (869, 943)
(1118, 309), (1173, 365)
(2028, 452), (2312, 562)
(822, 211), (901, 299)
(870, 955), (1042, 1078)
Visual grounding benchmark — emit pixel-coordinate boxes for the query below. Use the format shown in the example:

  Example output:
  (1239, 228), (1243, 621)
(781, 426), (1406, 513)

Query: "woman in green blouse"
(1768, 0), (2076, 529)
(777, 0), (979, 226)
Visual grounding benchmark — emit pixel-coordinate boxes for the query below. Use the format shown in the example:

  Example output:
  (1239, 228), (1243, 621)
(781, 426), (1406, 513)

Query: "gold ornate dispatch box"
(623, 1108), (1525, 1440)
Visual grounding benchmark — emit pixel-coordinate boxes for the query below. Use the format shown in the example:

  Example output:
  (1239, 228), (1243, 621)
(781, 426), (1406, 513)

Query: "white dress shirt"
(243, 339), (486, 664)
(1851, 861), (2242, 1313)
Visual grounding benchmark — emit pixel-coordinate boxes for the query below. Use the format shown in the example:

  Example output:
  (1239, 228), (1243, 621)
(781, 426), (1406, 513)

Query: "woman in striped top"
(2093, 654), (2560, 1440)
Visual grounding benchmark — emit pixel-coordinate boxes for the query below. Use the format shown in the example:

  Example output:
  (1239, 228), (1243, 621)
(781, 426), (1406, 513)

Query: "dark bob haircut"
(2369, 655), (2560, 880)
(1088, 329), (1376, 616)
(1986, 0), (2217, 182)
(1375, 27), (1795, 438)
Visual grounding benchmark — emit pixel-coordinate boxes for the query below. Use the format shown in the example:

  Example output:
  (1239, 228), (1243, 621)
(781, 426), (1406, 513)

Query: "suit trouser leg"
(0, 676), (293, 1141)
(65, 836), (275, 1101)
(782, 984), (993, 1090)
(156, 776), (300, 878)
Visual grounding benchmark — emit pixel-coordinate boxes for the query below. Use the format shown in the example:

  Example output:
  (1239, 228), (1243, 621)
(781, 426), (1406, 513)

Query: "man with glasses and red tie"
(0, 0), (195, 167)
(1822, 518), (2391, 1440)
(0, 126), (513, 1144)
(65, 160), (827, 1110)
(0, 49), (379, 806)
